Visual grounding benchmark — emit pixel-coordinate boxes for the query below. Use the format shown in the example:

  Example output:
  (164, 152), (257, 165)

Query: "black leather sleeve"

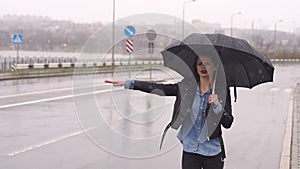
(133, 80), (178, 96)
(221, 88), (234, 129)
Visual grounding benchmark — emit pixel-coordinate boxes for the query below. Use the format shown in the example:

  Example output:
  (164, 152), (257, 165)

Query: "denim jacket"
(177, 88), (222, 156)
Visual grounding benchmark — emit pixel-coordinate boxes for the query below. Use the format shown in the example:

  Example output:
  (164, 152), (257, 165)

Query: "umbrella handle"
(212, 75), (216, 94)
(211, 62), (219, 94)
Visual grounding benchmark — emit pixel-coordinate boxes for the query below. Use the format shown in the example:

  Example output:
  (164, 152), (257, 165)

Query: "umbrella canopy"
(161, 33), (274, 89)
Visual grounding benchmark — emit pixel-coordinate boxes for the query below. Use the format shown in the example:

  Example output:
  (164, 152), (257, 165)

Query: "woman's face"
(196, 56), (216, 78)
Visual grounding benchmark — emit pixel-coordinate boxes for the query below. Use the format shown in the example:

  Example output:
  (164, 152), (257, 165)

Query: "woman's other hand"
(209, 93), (219, 106)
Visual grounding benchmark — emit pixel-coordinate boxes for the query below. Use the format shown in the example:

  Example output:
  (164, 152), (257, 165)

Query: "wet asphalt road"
(0, 64), (299, 169)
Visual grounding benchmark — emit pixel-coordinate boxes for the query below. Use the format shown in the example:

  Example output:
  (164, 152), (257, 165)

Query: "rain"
(1, 1), (300, 169)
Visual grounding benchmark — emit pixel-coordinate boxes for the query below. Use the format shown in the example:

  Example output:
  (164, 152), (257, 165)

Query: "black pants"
(182, 151), (224, 169)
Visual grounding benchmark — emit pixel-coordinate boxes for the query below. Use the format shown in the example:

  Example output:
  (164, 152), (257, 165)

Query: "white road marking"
(284, 88), (292, 93)
(0, 79), (175, 109)
(270, 87), (280, 92)
(5, 127), (96, 157)
(0, 88), (122, 109)
(0, 84), (107, 99)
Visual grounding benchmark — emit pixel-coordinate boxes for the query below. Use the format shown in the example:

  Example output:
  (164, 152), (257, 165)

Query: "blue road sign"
(13, 34), (23, 45)
(124, 26), (136, 38)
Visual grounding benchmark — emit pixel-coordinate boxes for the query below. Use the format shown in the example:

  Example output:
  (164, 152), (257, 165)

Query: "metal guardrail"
(270, 59), (300, 62)
(8, 58), (300, 71)
(11, 60), (164, 71)
(0, 55), (78, 71)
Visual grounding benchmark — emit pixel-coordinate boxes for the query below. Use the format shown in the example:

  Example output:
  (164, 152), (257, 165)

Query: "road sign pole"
(146, 30), (157, 81)
(129, 53), (131, 65)
(13, 34), (23, 64)
(129, 53), (131, 79)
(150, 54), (152, 80)
(148, 42), (154, 80)
(16, 45), (19, 64)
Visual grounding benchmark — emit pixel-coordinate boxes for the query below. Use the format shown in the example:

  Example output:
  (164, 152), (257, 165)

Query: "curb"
(279, 83), (300, 169)
(290, 84), (300, 169)
(279, 85), (295, 169)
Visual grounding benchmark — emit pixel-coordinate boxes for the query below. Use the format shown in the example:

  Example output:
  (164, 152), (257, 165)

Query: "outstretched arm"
(105, 79), (178, 96)
(104, 80), (125, 86)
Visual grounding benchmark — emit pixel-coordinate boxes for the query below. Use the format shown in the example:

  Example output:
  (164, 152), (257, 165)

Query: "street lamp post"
(182, 0), (196, 39)
(112, 0), (116, 67)
(292, 21), (296, 36)
(274, 19), (283, 50)
(230, 12), (242, 36)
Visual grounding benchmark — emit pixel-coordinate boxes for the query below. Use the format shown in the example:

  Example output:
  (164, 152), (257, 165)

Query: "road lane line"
(270, 87), (280, 92)
(5, 127), (96, 157)
(284, 88), (292, 93)
(0, 87), (73, 99)
(0, 79), (176, 109)
(0, 88), (122, 109)
(0, 84), (108, 99)
(0, 77), (177, 99)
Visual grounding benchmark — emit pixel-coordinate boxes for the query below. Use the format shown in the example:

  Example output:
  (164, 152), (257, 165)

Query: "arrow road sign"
(124, 26), (136, 38)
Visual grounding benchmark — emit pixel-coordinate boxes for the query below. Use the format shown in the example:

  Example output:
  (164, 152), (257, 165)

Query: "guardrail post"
(4, 57), (7, 71)
(9, 57), (12, 70)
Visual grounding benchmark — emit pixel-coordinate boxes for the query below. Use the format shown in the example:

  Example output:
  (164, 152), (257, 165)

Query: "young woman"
(105, 55), (234, 169)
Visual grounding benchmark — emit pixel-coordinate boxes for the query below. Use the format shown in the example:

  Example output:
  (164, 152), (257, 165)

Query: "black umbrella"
(159, 33), (275, 149)
(161, 33), (274, 100)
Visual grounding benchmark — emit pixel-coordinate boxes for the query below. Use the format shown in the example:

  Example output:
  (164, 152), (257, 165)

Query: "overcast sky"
(1, 0), (299, 32)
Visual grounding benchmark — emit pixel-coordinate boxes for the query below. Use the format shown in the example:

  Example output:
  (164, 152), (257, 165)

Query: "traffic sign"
(124, 26), (136, 38)
(13, 34), (23, 45)
(146, 29), (157, 41)
(126, 39), (133, 53)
